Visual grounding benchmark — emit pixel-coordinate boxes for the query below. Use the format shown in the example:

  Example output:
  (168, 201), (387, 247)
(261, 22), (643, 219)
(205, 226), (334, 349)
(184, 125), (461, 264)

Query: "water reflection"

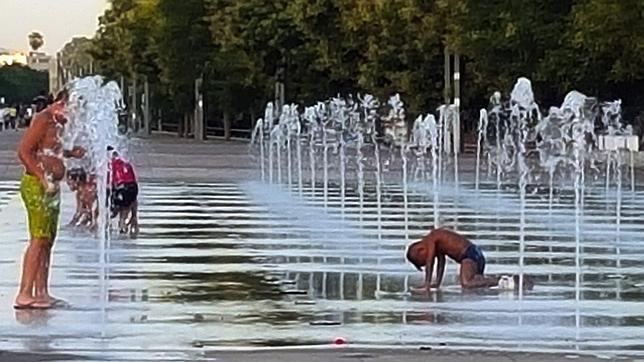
(7, 181), (644, 354)
(14, 309), (52, 327)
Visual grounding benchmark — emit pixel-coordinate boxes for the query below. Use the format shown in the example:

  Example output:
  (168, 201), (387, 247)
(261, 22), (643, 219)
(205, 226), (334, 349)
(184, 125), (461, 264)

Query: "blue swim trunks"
(462, 244), (486, 275)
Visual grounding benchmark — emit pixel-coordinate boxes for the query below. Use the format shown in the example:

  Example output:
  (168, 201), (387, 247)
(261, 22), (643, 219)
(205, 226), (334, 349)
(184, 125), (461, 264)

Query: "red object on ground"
(334, 337), (346, 345)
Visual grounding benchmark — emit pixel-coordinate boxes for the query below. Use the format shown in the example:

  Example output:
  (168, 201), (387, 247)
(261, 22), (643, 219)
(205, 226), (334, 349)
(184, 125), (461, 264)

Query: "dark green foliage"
(87, 0), (643, 129)
(0, 64), (49, 105)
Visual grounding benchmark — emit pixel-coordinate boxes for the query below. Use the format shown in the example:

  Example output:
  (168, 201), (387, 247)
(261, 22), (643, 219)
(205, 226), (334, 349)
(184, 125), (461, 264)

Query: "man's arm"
(17, 117), (46, 183)
(63, 146), (86, 159)
(432, 254), (446, 288)
(423, 243), (436, 290)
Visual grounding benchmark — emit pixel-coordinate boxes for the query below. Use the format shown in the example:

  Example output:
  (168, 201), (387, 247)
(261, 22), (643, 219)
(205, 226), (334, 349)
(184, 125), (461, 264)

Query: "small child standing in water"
(66, 168), (98, 230)
(108, 146), (139, 236)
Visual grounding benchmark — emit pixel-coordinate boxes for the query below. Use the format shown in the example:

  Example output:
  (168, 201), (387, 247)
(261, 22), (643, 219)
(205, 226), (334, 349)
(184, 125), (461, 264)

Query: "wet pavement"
(0, 178), (643, 360)
(1, 131), (644, 360)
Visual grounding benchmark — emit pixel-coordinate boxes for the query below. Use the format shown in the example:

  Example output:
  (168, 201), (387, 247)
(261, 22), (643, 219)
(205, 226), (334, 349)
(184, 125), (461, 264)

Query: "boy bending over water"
(407, 228), (533, 291)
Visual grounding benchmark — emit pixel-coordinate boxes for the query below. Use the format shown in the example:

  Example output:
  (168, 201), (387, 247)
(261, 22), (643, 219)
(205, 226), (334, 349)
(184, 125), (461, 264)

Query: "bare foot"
(36, 294), (67, 307)
(409, 286), (430, 294)
(31, 300), (52, 309)
(14, 294), (37, 309)
(47, 296), (68, 307)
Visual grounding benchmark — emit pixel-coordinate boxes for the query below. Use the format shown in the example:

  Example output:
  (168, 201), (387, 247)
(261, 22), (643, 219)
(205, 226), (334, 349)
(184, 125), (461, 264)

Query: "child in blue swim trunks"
(406, 228), (500, 290)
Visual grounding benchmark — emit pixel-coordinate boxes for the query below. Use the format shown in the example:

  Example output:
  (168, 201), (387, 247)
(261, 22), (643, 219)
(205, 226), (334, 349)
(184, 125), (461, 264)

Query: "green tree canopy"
(87, 0), (643, 131)
(0, 64), (48, 105)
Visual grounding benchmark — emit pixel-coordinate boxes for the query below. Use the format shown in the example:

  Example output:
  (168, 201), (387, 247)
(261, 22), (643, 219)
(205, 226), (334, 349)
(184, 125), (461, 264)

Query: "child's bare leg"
(130, 201), (139, 236)
(462, 275), (498, 289)
(460, 260), (498, 289)
(119, 208), (127, 233)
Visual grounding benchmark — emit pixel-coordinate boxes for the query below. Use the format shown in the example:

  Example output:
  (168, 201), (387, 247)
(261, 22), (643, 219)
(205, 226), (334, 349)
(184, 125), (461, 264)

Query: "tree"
(288, 0), (366, 98)
(208, 0), (297, 138)
(157, 0), (214, 136)
(452, 0), (575, 108)
(566, 0), (643, 111)
(0, 64), (48, 104)
(91, 0), (161, 80)
(91, 0), (138, 79)
(60, 37), (94, 78)
(28, 32), (44, 52)
(209, 0), (304, 102)
(209, 0), (365, 109)
(86, 0), (643, 138)
(349, 1), (446, 115)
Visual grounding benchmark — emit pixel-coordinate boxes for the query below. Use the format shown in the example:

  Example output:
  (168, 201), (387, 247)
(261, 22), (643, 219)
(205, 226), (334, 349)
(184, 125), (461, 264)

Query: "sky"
(0, 0), (109, 54)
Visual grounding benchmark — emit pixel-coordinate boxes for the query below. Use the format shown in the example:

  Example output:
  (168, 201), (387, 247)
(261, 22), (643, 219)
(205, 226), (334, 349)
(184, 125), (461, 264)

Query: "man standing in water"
(15, 89), (85, 309)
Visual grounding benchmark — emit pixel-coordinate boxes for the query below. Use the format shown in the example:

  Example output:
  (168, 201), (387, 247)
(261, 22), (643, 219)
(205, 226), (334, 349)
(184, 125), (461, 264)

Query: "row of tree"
(0, 64), (49, 105)
(65, 0), (643, 136)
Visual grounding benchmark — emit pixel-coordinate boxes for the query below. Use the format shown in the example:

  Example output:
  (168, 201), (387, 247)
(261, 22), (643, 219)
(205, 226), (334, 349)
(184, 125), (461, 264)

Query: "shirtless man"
(406, 228), (500, 290)
(15, 89), (85, 309)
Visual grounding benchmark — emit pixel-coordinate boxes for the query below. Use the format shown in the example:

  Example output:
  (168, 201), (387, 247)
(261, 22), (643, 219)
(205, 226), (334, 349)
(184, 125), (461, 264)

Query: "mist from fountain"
(63, 75), (124, 336)
(360, 94), (382, 240)
(250, 76), (637, 309)
(475, 109), (489, 192)
(509, 77), (541, 297)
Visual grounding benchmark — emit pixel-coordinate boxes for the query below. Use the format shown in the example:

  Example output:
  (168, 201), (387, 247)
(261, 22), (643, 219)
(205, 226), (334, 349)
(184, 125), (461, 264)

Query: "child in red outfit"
(108, 146), (139, 236)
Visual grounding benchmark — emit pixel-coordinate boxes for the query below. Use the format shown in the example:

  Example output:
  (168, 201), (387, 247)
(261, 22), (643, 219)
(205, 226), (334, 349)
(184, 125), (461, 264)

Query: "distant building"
(49, 56), (60, 94)
(0, 48), (27, 65)
(27, 51), (52, 72)
(0, 48), (53, 73)
(1, 47), (58, 94)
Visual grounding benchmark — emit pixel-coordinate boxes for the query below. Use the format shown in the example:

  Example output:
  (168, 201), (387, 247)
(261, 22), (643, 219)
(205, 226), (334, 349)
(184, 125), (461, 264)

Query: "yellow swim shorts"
(20, 174), (60, 241)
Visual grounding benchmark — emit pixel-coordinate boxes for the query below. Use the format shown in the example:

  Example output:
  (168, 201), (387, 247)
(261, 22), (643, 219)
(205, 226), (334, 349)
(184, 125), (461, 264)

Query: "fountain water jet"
(475, 109), (488, 192)
(385, 95), (409, 241)
(510, 77), (541, 297)
(248, 78), (638, 314)
(304, 106), (317, 198)
(64, 75), (123, 337)
(360, 94), (381, 240)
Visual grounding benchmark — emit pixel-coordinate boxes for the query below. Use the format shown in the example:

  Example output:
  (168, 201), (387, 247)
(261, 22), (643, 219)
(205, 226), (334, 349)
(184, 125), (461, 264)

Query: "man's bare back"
(422, 228), (472, 263)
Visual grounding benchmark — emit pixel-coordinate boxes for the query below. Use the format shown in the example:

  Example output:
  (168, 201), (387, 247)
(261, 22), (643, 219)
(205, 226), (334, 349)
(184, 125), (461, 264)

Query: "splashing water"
(248, 78), (637, 313)
(360, 94), (382, 239)
(64, 76), (124, 234)
(331, 97), (348, 215)
(425, 114), (440, 227)
(250, 117), (265, 181)
(475, 109), (488, 191)
(304, 106), (317, 197)
(509, 77), (541, 298)
(63, 75), (124, 335)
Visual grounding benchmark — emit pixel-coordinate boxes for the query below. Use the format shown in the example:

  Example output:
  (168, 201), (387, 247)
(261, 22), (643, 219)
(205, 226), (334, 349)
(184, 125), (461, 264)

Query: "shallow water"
(1, 180), (643, 357)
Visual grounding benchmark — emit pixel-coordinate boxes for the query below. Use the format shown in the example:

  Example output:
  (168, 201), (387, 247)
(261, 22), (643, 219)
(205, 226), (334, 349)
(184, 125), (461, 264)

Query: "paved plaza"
(0, 130), (641, 361)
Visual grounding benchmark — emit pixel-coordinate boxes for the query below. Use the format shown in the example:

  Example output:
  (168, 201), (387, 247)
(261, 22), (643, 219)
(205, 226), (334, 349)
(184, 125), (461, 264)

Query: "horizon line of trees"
(59, 0), (643, 138)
